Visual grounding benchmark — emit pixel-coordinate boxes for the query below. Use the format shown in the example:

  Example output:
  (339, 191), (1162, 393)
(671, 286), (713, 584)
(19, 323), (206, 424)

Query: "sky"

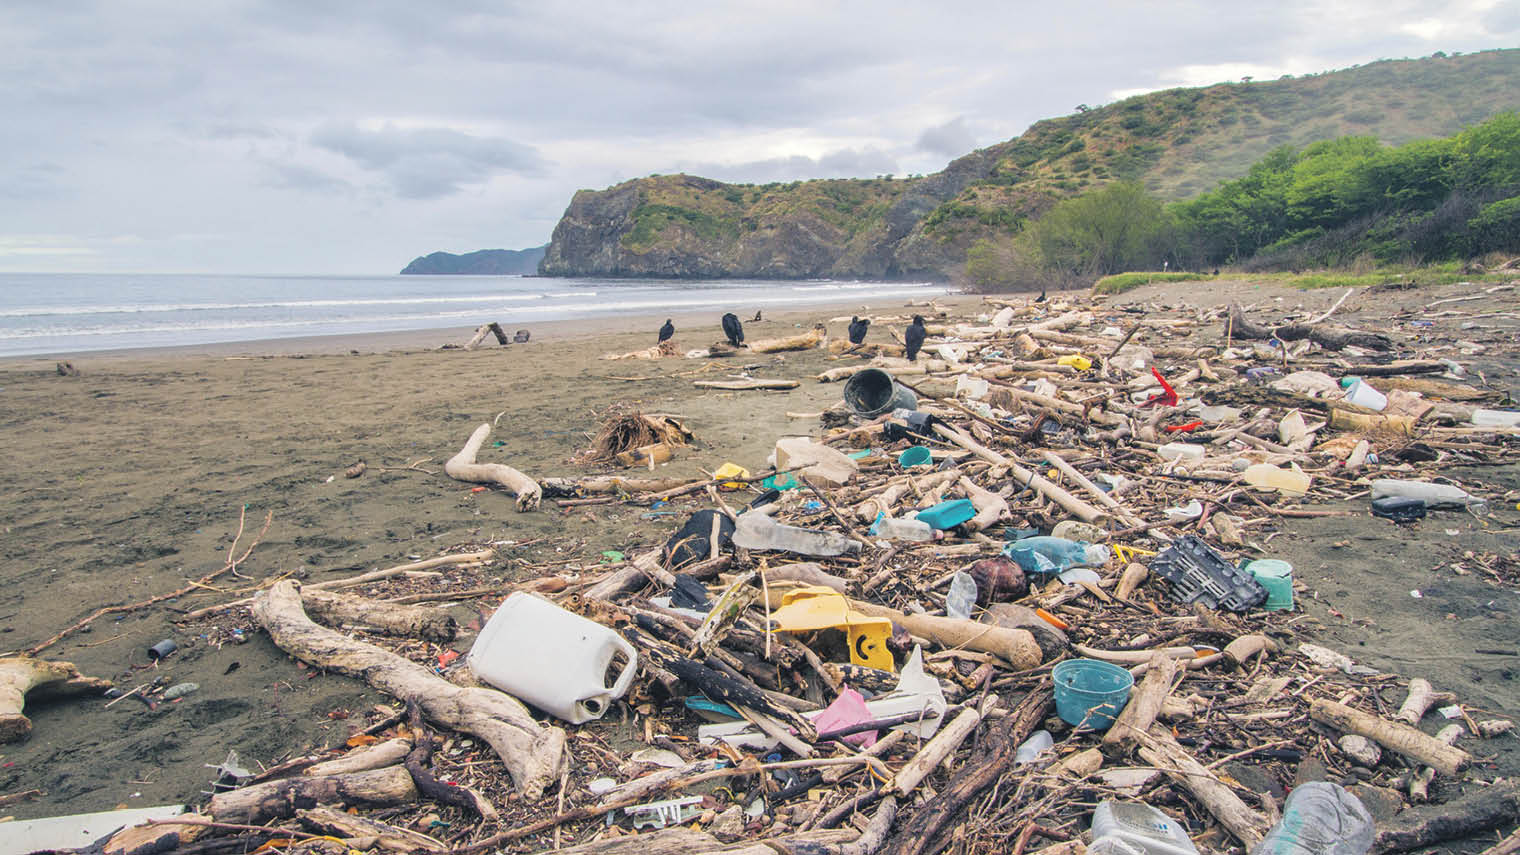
(2, 1), (1516, 275)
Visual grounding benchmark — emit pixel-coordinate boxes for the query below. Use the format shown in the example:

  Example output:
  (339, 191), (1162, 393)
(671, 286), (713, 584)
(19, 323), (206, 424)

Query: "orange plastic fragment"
(1035, 608), (1070, 631)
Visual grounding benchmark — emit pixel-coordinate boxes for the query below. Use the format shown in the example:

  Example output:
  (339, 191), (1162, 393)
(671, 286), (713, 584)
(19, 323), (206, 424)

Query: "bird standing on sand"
(847, 316), (870, 345)
(658, 319), (674, 343)
(904, 315), (927, 361)
(1034, 285), (1047, 303)
(721, 312), (745, 347)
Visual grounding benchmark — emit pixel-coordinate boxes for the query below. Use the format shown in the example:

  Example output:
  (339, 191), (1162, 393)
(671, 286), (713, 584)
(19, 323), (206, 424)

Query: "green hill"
(540, 49), (1520, 280)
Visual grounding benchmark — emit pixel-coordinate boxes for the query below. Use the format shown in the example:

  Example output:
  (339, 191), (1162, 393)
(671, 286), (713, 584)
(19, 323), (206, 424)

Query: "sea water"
(0, 273), (949, 357)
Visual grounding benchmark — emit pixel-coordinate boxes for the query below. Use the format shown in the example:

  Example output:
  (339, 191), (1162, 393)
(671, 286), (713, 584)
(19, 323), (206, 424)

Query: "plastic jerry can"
(1090, 801), (1198, 855)
(468, 592), (638, 724)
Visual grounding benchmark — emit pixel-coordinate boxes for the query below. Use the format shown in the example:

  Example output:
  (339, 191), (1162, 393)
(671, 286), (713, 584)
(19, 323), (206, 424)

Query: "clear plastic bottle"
(945, 572), (977, 620)
(1089, 801), (1198, 855)
(1014, 729), (1053, 765)
(870, 514), (938, 542)
(732, 511), (863, 557)
(1157, 442), (1205, 462)
(1253, 782), (1373, 855)
(1004, 536), (1109, 575)
(1369, 479), (1485, 510)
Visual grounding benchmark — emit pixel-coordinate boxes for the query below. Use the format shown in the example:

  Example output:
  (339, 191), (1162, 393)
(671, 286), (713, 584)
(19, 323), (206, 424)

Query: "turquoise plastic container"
(915, 499), (976, 530)
(1248, 559), (1294, 611)
(1052, 659), (1133, 730)
(898, 446), (932, 468)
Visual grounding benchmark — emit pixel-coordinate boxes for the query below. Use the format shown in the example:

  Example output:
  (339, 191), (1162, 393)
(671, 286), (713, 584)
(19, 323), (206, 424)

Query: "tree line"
(964, 113), (1520, 290)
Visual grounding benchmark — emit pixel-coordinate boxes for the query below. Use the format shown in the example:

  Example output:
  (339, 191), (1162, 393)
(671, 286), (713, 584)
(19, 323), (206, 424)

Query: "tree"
(1025, 181), (1176, 278)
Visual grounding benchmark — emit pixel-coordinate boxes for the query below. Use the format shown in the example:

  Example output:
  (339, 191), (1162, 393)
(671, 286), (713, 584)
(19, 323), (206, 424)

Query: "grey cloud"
(261, 163), (352, 195)
(310, 122), (548, 199)
(916, 118), (976, 158)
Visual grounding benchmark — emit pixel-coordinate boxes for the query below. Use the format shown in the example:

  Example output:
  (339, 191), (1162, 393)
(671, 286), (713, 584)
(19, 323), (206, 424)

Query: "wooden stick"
(1041, 449), (1142, 526)
(1136, 726), (1270, 848)
(1102, 653), (1179, 754)
(1310, 698), (1471, 777)
(1395, 678), (1456, 725)
(933, 423), (1106, 523)
(891, 696), (999, 797)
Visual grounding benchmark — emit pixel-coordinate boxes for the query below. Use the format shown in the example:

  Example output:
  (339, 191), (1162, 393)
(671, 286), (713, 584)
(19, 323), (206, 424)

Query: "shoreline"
(1, 293), (977, 364)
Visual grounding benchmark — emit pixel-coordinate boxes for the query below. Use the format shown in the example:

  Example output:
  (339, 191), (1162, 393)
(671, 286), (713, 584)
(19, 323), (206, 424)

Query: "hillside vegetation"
(540, 49), (1520, 281)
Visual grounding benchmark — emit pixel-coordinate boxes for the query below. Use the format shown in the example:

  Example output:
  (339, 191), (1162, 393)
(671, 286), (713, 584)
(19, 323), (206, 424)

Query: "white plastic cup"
(1343, 379), (1387, 412)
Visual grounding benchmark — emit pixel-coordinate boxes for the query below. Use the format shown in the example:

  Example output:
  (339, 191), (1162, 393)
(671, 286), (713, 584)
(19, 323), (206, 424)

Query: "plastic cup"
(1248, 559), (1294, 611)
(1052, 659), (1133, 730)
(898, 446), (932, 468)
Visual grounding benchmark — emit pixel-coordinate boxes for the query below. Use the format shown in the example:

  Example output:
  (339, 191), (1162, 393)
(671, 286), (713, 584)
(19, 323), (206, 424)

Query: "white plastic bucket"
(469, 592), (638, 724)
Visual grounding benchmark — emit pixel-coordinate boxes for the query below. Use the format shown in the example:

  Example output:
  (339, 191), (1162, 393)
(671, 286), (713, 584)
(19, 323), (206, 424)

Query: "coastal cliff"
(539, 50), (1520, 280)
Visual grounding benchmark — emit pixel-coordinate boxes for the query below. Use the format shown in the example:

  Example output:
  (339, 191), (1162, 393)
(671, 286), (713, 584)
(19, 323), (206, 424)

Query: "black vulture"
(847, 316), (870, 345)
(721, 312), (744, 347)
(1034, 285), (1047, 303)
(658, 319), (674, 343)
(904, 314), (927, 361)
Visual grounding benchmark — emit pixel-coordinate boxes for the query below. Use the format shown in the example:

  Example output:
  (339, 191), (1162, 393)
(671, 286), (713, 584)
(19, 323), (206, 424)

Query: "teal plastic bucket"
(898, 446), (932, 468)
(843, 368), (918, 418)
(1052, 659), (1133, 730)
(915, 498), (976, 530)
(1248, 559), (1294, 610)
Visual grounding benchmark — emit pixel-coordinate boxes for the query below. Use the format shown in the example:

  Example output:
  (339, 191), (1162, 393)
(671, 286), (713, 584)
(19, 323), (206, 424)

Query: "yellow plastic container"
(1057, 355), (1093, 371)
(769, 586), (894, 671)
(713, 462), (751, 489)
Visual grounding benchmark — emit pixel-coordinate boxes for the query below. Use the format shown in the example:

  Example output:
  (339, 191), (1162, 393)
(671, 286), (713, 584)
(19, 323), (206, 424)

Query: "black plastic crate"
(1149, 534), (1268, 612)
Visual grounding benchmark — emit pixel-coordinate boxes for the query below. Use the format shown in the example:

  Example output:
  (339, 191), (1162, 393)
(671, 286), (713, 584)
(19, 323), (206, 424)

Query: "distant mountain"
(400, 245), (547, 275)
(539, 49), (1520, 280)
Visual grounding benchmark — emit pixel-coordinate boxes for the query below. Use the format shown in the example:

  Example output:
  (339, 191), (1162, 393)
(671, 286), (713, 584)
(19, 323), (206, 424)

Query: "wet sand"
(0, 282), (1516, 838)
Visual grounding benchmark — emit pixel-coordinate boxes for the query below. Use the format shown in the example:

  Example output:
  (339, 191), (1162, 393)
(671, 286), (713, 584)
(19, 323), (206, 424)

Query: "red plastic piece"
(1143, 366), (1179, 407)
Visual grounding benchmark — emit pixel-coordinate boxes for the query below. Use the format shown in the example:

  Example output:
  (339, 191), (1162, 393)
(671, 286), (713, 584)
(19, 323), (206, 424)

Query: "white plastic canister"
(469, 592), (638, 724)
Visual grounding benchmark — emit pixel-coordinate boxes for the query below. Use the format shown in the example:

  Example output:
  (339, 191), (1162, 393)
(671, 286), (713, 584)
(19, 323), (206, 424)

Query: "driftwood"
(748, 326), (825, 353)
(303, 737), (414, 777)
(850, 600), (1043, 669)
(1102, 653), (1179, 754)
(209, 765), (419, 824)
(105, 816), (210, 855)
(445, 423), (542, 511)
(1373, 781), (1520, 853)
(1395, 678), (1455, 725)
(297, 806), (447, 853)
(301, 590), (457, 642)
(1228, 304), (1393, 351)
(889, 698), (997, 797)
(880, 690), (1052, 855)
(932, 423), (1106, 524)
(1309, 698), (1471, 777)
(252, 581), (566, 798)
(694, 379), (801, 390)
(466, 322), (510, 349)
(0, 656), (112, 742)
(1136, 726), (1270, 847)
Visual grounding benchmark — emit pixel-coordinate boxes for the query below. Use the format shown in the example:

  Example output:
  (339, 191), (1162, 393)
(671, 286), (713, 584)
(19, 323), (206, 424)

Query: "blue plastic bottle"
(1003, 536), (1109, 575)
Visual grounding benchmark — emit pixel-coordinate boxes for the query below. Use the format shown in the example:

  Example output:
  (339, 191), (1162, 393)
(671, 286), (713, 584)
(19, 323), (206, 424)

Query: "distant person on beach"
(848, 316), (870, 345)
(752, 310), (762, 322)
(658, 319), (674, 343)
(905, 315), (926, 360)
(721, 312), (744, 347)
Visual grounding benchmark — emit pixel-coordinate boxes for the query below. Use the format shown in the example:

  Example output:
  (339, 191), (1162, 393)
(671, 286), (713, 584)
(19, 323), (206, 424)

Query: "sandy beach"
(1, 282), (1517, 842)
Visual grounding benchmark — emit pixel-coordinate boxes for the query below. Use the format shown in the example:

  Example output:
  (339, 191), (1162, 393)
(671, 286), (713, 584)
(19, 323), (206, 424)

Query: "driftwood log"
(748, 326), (825, 353)
(104, 816), (210, 855)
(301, 590), (457, 642)
(297, 806), (447, 853)
(1373, 781), (1520, 853)
(1136, 726), (1270, 847)
(210, 765), (419, 824)
(693, 378), (801, 390)
(1309, 698), (1470, 777)
(303, 737), (413, 777)
(465, 322), (510, 349)
(1102, 653), (1179, 754)
(879, 689), (1052, 855)
(1228, 304), (1393, 351)
(445, 423), (542, 511)
(252, 581), (566, 798)
(0, 656), (112, 742)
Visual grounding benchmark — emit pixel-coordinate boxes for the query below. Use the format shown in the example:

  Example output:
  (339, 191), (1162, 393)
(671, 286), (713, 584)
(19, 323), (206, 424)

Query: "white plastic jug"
(469, 592), (638, 724)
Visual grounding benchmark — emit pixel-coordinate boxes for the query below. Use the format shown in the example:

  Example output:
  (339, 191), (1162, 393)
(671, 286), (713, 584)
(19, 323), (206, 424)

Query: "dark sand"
(0, 282), (1516, 846)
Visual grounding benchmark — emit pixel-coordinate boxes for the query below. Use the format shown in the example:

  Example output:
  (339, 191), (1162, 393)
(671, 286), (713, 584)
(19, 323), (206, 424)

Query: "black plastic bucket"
(843, 368), (918, 418)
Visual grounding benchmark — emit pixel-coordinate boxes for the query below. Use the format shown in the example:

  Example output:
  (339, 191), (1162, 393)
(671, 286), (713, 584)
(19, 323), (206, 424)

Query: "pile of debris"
(11, 283), (1520, 855)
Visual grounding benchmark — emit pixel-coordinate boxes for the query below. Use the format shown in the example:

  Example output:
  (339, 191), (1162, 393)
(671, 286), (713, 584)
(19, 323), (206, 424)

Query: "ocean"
(0, 273), (950, 357)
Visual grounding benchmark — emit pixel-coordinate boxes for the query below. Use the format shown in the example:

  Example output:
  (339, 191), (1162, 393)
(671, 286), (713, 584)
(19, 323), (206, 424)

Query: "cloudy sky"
(2, 1), (1516, 275)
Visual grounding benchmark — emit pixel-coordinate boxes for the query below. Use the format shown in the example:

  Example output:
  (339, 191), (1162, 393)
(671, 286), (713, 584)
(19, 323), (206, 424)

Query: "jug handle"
(609, 636), (639, 698)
